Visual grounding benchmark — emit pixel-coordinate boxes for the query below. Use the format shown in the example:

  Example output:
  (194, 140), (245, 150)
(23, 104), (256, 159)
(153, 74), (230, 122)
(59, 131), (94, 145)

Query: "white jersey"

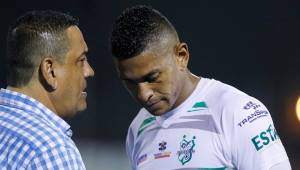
(126, 78), (290, 170)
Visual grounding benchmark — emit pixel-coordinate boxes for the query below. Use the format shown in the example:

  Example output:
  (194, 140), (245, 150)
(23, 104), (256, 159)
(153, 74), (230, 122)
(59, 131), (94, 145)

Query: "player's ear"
(175, 42), (189, 71)
(39, 57), (58, 91)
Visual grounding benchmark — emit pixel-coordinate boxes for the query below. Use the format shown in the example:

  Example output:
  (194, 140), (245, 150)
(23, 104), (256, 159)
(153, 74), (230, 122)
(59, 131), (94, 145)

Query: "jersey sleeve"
(126, 125), (136, 170)
(223, 94), (290, 170)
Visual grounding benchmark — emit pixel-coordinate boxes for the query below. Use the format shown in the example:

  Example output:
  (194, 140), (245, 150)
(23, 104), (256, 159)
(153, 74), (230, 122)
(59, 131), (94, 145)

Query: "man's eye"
(78, 57), (87, 64)
(146, 74), (159, 82)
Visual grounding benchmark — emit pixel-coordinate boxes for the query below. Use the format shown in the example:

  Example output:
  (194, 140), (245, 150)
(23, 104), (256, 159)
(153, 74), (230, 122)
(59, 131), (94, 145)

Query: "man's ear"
(39, 57), (58, 91)
(175, 42), (189, 71)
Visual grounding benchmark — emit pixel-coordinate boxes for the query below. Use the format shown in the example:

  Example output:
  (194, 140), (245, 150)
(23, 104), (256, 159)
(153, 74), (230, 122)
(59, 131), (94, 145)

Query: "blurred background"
(0, 0), (299, 169)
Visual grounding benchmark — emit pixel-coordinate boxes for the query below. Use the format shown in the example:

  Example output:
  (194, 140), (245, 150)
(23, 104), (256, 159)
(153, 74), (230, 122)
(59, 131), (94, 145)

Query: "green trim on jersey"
(137, 116), (156, 136)
(187, 101), (208, 112)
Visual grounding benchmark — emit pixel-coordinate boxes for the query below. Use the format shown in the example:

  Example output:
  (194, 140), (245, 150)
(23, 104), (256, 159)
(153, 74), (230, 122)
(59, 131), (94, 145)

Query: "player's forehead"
(117, 51), (165, 80)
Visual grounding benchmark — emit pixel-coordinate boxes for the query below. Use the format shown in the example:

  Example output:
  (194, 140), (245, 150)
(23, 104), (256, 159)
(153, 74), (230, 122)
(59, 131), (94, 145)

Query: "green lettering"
(251, 135), (263, 151)
(260, 131), (270, 145)
(273, 128), (279, 140)
(266, 125), (274, 141)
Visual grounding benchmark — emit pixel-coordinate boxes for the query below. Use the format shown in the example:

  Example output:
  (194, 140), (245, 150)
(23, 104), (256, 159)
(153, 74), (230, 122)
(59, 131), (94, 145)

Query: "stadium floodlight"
(296, 97), (300, 122)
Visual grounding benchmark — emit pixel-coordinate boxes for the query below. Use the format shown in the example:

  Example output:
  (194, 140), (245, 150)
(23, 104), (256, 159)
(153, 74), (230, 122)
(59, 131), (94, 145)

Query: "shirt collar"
(0, 88), (72, 137)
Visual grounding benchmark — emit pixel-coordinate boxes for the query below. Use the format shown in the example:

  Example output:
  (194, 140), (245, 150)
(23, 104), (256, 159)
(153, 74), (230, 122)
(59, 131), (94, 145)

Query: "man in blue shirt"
(0, 10), (94, 169)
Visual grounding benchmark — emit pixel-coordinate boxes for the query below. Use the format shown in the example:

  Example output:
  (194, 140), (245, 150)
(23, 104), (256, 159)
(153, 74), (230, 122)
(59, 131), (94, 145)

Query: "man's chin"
(147, 108), (167, 116)
(65, 102), (87, 118)
(77, 102), (87, 113)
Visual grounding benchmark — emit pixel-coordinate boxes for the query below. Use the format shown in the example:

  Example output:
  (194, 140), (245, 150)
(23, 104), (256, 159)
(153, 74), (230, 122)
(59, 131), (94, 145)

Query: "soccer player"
(110, 5), (291, 170)
(0, 10), (94, 169)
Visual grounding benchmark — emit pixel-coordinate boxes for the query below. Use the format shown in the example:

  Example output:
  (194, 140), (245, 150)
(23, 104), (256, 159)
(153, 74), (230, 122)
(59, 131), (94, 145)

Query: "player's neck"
(173, 72), (200, 108)
(184, 72), (200, 98)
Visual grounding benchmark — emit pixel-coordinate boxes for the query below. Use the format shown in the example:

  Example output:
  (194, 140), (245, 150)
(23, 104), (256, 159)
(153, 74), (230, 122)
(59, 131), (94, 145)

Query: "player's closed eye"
(145, 72), (160, 83)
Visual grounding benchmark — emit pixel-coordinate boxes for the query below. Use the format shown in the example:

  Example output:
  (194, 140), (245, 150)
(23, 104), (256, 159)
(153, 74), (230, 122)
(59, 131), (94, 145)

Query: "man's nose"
(136, 83), (153, 103)
(84, 61), (95, 77)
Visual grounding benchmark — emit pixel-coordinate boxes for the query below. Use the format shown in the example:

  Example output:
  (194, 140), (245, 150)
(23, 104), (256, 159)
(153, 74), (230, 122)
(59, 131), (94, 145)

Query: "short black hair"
(110, 5), (178, 60)
(6, 10), (79, 87)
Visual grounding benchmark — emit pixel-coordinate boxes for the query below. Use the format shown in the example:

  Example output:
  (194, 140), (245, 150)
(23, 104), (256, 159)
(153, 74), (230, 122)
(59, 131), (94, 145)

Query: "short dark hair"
(6, 10), (79, 87)
(110, 5), (178, 60)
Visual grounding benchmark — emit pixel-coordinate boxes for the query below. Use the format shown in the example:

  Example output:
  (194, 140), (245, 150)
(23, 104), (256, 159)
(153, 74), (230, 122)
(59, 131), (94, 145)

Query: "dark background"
(0, 0), (299, 168)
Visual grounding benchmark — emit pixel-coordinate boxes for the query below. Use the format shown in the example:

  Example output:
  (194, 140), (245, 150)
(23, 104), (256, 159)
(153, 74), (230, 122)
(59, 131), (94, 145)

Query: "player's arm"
(269, 159), (291, 170)
(126, 126), (136, 170)
(227, 96), (290, 170)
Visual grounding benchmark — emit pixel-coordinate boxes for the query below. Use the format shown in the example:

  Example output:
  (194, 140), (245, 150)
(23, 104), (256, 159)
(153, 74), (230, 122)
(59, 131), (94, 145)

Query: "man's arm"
(26, 145), (85, 170)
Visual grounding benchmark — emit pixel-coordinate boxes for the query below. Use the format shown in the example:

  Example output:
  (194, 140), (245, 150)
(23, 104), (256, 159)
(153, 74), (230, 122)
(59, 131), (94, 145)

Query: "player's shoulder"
(127, 108), (155, 138)
(206, 79), (256, 108)
(204, 79), (267, 120)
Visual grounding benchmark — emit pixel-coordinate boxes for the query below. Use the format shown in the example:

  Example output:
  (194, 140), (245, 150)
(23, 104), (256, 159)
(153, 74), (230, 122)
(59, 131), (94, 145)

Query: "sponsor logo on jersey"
(154, 141), (171, 159)
(177, 135), (196, 165)
(243, 101), (261, 110)
(159, 141), (167, 151)
(251, 124), (279, 151)
(137, 154), (147, 166)
(238, 110), (269, 127)
(154, 152), (171, 159)
(137, 116), (156, 136)
(238, 101), (269, 127)
(187, 101), (208, 112)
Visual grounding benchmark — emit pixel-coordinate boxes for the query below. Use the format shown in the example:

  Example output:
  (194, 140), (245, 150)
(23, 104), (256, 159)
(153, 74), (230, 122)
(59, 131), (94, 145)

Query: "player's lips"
(147, 100), (162, 110)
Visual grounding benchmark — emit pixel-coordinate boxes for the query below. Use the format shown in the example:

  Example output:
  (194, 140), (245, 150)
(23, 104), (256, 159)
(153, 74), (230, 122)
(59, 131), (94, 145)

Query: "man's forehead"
(117, 58), (161, 79)
(68, 26), (87, 47)
(66, 26), (84, 42)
